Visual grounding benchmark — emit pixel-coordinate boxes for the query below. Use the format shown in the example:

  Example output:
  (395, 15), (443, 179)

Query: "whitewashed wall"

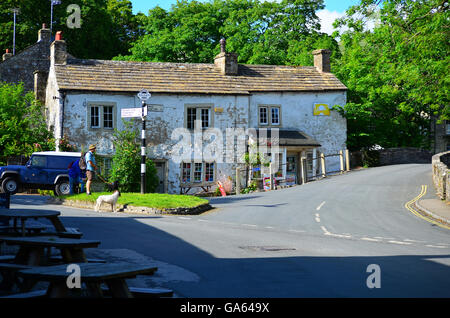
(51, 90), (346, 193)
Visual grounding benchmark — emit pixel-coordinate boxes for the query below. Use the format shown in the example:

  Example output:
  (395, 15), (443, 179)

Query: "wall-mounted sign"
(313, 103), (330, 116)
(148, 104), (163, 112)
(121, 107), (147, 118)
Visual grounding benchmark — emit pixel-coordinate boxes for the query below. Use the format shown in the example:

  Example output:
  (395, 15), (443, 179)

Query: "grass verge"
(61, 192), (209, 209)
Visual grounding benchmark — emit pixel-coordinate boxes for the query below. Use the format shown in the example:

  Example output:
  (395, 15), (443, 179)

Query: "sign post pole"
(137, 89), (151, 194)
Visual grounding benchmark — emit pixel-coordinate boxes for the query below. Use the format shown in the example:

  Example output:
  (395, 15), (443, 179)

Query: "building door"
(154, 161), (166, 193)
(286, 154), (297, 184)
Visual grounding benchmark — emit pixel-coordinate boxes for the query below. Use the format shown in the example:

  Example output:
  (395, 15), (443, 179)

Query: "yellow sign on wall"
(313, 103), (330, 116)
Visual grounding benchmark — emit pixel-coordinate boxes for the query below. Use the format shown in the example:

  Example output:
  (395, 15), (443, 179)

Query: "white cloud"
(316, 9), (346, 35)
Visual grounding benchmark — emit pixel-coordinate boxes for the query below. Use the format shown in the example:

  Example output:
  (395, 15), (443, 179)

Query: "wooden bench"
(0, 289), (47, 298)
(42, 227), (83, 239)
(17, 262), (159, 298)
(0, 263), (37, 292)
(101, 286), (174, 298)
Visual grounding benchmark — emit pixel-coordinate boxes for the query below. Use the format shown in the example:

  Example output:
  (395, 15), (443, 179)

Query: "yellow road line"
(404, 185), (450, 230)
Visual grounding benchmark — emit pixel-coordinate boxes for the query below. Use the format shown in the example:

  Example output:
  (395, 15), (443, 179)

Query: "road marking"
(315, 213), (321, 223)
(404, 185), (450, 230)
(388, 240), (412, 245)
(316, 201), (326, 211)
(288, 229), (305, 233)
(178, 217), (191, 220)
(425, 245), (448, 249)
(265, 226), (274, 229)
(198, 219), (209, 222)
(320, 226), (330, 235)
(403, 239), (426, 243)
(361, 237), (381, 242)
(242, 224), (257, 227)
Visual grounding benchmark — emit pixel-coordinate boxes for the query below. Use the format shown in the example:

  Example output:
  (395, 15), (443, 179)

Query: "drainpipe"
(53, 90), (66, 151)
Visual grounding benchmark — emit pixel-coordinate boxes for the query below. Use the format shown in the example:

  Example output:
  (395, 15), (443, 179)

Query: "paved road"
(9, 164), (450, 297)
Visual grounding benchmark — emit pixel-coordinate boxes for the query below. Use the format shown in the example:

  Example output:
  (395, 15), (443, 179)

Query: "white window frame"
(181, 161), (216, 185)
(88, 102), (116, 130)
(258, 105), (281, 127)
(185, 104), (214, 130)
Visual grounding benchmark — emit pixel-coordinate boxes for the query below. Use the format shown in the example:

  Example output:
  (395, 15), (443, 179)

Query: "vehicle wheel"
(55, 180), (70, 196)
(1, 177), (19, 194)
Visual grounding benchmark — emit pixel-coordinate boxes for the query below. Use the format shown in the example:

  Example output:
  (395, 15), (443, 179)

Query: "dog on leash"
(95, 190), (120, 212)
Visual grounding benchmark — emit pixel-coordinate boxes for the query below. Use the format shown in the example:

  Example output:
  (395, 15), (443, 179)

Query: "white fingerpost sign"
(137, 89), (151, 194)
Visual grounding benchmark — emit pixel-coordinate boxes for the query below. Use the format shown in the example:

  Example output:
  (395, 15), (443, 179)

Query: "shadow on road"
(8, 194), (450, 298)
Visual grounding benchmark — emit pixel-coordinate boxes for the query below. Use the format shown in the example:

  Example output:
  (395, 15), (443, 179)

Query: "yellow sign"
(313, 103), (330, 116)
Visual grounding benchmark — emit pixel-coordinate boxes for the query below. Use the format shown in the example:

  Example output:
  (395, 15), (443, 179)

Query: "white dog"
(95, 190), (120, 212)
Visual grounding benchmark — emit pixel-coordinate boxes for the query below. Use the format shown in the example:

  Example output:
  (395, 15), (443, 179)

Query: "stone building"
(42, 34), (347, 194)
(0, 24), (53, 102)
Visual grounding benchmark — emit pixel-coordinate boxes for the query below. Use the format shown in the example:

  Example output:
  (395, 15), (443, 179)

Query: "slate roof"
(55, 58), (347, 95)
(254, 129), (321, 147)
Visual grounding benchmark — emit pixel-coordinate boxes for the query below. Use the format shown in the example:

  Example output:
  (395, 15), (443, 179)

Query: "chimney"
(313, 49), (331, 73)
(38, 23), (51, 43)
(34, 70), (48, 103)
(214, 38), (238, 76)
(2, 49), (12, 61)
(50, 31), (67, 66)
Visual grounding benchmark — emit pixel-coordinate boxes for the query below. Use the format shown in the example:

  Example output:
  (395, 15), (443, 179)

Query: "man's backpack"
(79, 152), (87, 171)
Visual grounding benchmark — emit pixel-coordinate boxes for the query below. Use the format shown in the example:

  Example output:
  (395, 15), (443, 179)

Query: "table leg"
(48, 281), (70, 298)
(59, 247), (87, 263)
(85, 282), (104, 298)
(106, 279), (133, 298)
(48, 216), (66, 232)
(27, 247), (44, 266)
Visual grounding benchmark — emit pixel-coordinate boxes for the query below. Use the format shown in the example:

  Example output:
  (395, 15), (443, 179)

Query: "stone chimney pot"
(38, 23), (51, 43)
(215, 38), (238, 76)
(50, 31), (67, 66)
(313, 49), (331, 73)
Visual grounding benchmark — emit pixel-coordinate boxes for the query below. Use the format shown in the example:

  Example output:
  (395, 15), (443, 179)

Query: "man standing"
(68, 158), (85, 194)
(85, 144), (97, 195)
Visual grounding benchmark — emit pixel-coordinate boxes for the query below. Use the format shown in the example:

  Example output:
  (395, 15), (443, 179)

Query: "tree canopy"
(114, 0), (340, 66)
(333, 0), (449, 150)
(0, 0), (143, 59)
(0, 82), (54, 165)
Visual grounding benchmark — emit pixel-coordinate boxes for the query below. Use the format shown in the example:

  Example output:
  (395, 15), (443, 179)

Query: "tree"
(0, 0), (143, 60)
(0, 82), (54, 165)
(110, 120), (158, 193)
(114, 0), (339, 66)
(333, 0), (449, 151)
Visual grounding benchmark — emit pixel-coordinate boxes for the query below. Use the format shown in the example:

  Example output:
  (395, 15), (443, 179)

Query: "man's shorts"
(86, 170), (95, 181)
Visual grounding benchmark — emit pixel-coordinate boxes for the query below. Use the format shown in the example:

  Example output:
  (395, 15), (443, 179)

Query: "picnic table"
(0, 236), (101, 293)
(0, 208), (81, 238)
(17, 262), (158, 298)
(0, 236), (100, 265)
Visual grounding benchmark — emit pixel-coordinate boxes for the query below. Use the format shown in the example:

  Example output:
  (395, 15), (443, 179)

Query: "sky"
(130, 0), (361, 35)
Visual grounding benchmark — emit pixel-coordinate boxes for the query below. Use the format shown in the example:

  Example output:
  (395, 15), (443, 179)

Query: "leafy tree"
(114, 0), (340, 66)
(0, 82), (54, 165)
(333, 0), (449, 151)
(0, 0), (143, 60)
(110, 120), (158, 193)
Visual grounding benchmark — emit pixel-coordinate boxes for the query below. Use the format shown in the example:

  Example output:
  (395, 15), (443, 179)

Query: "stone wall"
(432, 151), (450, 201)
(0, 26), (51, 96)
(350, 147), (432, 168)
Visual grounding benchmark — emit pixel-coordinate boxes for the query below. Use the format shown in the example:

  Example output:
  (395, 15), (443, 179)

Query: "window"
(194, 163), (203, 183)
(259, 107), (268, 125)
(181, 162), (215, 184)
(446, 122), (450, 135)
(90, 106), (100, 128)
(205, 163), (214, 182)
(97, 156), (113, 178)
(103, 106), (113, 129)
(271, 107), (280, 125)
(31, 156), (47, 168)
(258, 105), (281, 127)
(89, 103), (115, 129)
(185, 105), (213, 129)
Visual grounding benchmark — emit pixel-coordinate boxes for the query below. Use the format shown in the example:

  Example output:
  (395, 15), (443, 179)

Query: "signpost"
(120, 89), (151, 194)
(137, 89), (151, 194)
